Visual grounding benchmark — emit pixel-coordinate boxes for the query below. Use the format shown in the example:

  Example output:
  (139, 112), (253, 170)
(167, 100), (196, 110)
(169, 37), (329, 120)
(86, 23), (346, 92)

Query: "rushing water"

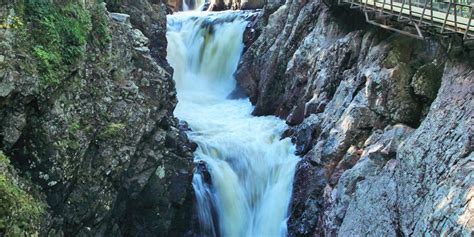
(182, 0), (206, 11)
(166, 11), (299, 237)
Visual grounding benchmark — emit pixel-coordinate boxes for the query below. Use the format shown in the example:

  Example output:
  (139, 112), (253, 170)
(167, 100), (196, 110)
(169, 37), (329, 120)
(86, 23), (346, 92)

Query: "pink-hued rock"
(236, 0), (473, 235)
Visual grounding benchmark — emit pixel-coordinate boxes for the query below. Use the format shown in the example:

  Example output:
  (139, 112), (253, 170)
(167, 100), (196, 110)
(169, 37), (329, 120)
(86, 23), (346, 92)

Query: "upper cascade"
(180, 0), (206, 11)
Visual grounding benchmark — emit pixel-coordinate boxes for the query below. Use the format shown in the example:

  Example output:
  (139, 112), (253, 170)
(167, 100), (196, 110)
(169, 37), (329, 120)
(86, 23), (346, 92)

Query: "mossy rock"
(0, 151), (45, 236)
(383, 36), (416, 68)
(411, 63), (442, 101)
(14, 1), (96, 88)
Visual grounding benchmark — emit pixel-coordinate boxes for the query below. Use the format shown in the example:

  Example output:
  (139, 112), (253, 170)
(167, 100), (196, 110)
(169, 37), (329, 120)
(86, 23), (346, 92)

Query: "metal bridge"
(336, 0), (474, 41)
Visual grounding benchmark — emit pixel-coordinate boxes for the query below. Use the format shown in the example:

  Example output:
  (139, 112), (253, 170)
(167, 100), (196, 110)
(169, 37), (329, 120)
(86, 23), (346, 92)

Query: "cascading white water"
(167, 11), (300, 237)
(182, 0), (206, 11)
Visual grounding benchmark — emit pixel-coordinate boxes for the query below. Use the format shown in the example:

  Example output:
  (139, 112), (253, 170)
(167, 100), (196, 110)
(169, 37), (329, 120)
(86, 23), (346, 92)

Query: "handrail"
(337, 0), (474, 40)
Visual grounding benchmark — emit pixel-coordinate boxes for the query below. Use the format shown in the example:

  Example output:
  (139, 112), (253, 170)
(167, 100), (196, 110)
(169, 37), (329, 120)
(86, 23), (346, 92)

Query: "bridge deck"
(338, 0), (474, 40)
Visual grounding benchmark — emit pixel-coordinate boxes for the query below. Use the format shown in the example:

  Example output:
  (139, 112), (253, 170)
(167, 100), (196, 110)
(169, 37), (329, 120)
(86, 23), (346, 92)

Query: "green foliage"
(0, 152), (44, 236)
(90, 3), (111, 50)
(99, 123), (126, 140)
(68, 120), (81, 135)
(23, 1), (92, 88)
(0, 16), (24, 29)
(32, 45), (62, 86)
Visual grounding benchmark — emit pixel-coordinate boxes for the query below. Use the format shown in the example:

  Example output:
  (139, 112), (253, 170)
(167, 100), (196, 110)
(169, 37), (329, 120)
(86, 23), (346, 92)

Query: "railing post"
(431, 0), (434, 25)
(420, 0), (429, 24)
(408, 0), (413, 20)
(442, 0), (452, 33)
(398, 0), (406, 20)
(464, 4), (473, 39)
(454, 0), (458, 31)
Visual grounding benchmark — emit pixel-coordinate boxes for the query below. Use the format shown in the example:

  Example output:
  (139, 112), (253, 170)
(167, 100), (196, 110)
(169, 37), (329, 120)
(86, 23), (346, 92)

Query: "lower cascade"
(166, 11), (300, 237)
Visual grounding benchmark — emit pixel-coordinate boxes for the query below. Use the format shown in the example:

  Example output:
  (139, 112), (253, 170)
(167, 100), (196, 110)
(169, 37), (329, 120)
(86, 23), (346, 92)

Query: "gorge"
(0, 0), (472, 236)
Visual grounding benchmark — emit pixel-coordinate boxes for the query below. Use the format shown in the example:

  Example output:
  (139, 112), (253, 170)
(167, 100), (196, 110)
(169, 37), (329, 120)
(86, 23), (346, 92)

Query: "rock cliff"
(0, 1), (193, 236)
(236, 0), (473, 235)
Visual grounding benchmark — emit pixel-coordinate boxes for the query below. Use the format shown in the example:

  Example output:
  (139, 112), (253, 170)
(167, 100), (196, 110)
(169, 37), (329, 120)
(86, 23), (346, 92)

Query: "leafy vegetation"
(20, 1), (92, 87)
(99, 123), (126, 140)
(0, 16), (23, 29)
(8, 1), (112, 89)
(0, 152), (44, 236)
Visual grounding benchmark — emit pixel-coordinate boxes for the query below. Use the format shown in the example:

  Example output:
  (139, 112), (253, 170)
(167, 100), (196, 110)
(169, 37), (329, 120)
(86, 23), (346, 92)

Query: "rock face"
(0, 1), (193, 236)
(236, 0), (473, 235)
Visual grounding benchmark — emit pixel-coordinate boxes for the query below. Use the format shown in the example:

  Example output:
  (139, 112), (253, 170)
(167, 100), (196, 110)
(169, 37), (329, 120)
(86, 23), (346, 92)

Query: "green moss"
(0, 152), (44, 236)
(20, 1), (92, 88)
(99, 123), (126, 140)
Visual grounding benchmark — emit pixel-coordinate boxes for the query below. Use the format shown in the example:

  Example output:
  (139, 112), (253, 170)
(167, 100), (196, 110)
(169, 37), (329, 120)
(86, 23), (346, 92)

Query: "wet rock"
(287, 159), (327, 237)
(289, 114), (322, 155)
(196, 161), (212, 185)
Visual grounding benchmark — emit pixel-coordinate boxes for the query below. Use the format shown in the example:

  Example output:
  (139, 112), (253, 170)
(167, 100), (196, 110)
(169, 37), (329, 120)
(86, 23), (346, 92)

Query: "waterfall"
(167, 11), (300, 237)
(182, 0), (206, 11)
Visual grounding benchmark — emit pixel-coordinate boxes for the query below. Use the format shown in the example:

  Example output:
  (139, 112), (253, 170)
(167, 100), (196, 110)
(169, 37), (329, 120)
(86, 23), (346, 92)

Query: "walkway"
(337, 0), (474, 40)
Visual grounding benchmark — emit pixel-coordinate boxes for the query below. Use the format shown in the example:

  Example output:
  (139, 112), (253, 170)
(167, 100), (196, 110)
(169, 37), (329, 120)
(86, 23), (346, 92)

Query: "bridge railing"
(338, 0), (474, 40)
